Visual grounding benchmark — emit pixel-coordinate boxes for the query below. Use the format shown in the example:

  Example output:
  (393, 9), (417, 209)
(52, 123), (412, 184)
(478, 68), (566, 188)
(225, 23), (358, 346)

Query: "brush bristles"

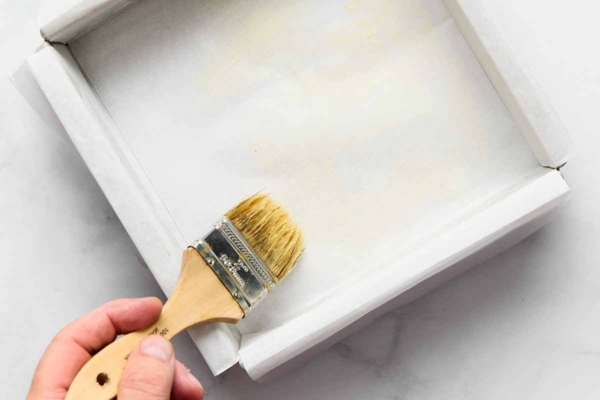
(225, 193), (304, 281)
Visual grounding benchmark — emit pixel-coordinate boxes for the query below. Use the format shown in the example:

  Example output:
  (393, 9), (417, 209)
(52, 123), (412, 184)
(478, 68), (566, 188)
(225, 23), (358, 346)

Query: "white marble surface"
(1, 1), (600, 399)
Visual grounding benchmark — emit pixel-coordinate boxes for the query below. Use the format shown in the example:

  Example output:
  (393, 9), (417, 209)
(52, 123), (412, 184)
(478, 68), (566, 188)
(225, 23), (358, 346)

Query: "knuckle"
(120, 369), (170, 398)
(50, 330), (69, 345)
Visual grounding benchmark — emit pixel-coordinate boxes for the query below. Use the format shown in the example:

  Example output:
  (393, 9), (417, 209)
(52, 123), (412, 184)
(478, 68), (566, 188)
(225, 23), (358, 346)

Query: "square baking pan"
(27, 0), (571, 380)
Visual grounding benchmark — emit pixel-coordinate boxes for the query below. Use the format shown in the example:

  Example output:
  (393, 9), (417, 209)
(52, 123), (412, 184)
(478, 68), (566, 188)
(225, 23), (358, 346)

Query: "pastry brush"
(65, 193), (304, 400)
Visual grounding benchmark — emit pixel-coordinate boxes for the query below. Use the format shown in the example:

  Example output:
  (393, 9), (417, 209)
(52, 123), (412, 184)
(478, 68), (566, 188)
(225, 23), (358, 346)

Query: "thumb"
(119, 335), (175, 400)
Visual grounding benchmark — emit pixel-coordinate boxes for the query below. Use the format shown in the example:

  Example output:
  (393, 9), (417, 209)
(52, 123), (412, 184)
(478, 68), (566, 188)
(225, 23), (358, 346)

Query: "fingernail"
(188, 372), (202, 388)
(140, 335), (172, 361)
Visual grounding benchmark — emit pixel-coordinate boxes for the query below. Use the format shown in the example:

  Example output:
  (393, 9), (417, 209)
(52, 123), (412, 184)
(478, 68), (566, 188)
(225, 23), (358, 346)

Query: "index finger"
(27, 297), (162, 399)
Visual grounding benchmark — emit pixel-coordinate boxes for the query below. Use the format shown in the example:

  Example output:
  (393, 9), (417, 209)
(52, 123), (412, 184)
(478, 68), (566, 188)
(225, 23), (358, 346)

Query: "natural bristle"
(225, 193), (304, 281)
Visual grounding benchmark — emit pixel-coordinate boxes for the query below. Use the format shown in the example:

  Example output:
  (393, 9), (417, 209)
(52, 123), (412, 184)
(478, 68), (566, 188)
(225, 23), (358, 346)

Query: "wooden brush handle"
(65, 248), (244, 400)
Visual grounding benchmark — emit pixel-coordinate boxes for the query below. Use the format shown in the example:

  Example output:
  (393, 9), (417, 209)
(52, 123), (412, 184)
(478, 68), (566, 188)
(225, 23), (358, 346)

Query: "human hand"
(27, 297), (205, 400)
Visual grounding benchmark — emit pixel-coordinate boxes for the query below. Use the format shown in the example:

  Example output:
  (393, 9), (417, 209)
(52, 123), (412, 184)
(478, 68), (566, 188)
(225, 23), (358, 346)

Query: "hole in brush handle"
(96, 372), (109, 386)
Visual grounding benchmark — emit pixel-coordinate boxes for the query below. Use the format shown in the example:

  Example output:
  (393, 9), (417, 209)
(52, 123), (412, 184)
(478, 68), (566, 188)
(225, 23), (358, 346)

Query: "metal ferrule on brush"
(190, 217), (278, 315)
